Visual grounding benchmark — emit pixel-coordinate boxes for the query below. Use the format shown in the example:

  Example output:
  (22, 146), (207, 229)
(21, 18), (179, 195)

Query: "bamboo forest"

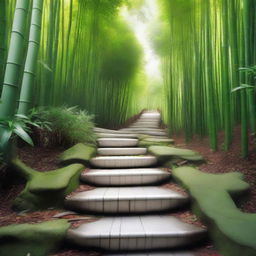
(0, 0), (256, 255)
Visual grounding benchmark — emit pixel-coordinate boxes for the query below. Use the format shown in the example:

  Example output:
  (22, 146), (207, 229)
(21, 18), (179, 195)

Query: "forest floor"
(0, 126), (255, 256)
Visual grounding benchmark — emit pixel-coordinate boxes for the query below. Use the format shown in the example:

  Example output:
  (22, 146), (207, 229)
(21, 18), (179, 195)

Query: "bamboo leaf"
(231, 84), (254, 93)
(13, 125), (34, 146)
(38, 60), (53, 72)
(0, 129), (12, 150)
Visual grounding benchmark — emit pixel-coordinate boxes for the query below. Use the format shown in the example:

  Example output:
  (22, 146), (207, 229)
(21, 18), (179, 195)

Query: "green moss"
(11, 158), (84, 211)
(59, 143), (96, 165)
(148, 145), (203, 164)
(138, 137), (175, 147)
(0, 219), (70, 256)
(172, 166), (256, 256)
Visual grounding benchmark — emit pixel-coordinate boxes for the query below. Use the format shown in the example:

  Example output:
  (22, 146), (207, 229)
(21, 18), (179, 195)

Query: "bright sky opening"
(121, 0), (162, 82)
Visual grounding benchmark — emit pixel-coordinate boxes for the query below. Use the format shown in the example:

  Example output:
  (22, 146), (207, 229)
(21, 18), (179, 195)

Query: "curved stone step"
(98, 138), (138, 147)
(104, 252), (194, 256)
(65, 187), (188, 213)
(130, 125), (159, 129)
(121, 128), (166, 132)
(96, 133), (138, 138)
(131, 126), (160, 129)
(80, 168), (171, 186)
(133, 121), (159, 125)
(67, 215), (206, 250)
(90, 156), (157, 168)
(95, 128), (127, 134)
(120, 129), (167, 137)
(97, 147), (147, 156)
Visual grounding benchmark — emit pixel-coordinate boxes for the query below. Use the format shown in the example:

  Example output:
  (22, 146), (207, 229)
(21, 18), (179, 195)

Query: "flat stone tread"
(90, 155), (157, 168)
(98, 138), (138, 147)
(98, 138), (138, 143)
(81, 168), (171, 186)
(119, 130), (167, 136)
(120, 128), (166, 132)
(82, 168), (170, 177)
(67, 186), (187, 201)
(94, 128), (126, 134)
(97, 147), (147, 156)
(96, 133), (138, 138)
(67, 215), (206, 238)
(104, 252), (194, 256)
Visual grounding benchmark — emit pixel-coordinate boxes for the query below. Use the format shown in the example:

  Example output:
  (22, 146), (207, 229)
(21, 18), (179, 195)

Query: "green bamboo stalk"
(17, 0), (44, 115)
(0, 0), (7, 90)
(0, 0), (30, 118)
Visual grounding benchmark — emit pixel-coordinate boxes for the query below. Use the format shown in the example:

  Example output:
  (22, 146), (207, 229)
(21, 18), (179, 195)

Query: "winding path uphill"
(65, 111), (207, 255)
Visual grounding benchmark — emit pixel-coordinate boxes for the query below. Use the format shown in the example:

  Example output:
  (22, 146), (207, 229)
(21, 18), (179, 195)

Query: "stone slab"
(98, 138), (138, 147)
(81, 168), (171, 186)
(97, 147), (147, 156)
(67, 215), (206, 250)
(65, 187), (188, 213)
(90, 156), (157, 168)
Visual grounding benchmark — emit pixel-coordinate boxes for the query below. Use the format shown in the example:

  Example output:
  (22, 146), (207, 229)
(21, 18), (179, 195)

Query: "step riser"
(97, 148), (147, 156)
(66, 198), (188, 213)
(67, 235), (204, 251)
(130, 126), (159, 129)
(98, 138), (138, 147)
(96, 133), (138, 138)
(90, 156), (157, 168)
(81, 174), (171, 186)
(67, 216), (206, 251)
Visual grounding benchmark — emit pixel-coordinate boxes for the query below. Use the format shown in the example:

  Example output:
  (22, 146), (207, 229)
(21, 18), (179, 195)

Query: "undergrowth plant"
(30, 107), (96, 147)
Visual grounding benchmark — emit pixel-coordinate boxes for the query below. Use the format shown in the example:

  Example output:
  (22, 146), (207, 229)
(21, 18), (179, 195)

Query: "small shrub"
(30, 106), (96, 147)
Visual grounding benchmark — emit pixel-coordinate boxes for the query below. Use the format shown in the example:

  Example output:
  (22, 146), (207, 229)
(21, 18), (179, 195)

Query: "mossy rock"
(0, 219), (70, 256)
(138, 137), (175, 147)
(148, 145), (203, 164)
(173, 166), (256, 256)
(11, 158), (84, 211)
(59, 143), (96, 165)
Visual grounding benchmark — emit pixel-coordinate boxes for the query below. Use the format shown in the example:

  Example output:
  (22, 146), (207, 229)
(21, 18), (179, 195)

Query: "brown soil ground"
(0, 126), (255, 256)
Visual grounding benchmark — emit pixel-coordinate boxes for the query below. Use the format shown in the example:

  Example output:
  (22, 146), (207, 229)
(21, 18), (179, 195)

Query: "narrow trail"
(65, 111), (207, 255)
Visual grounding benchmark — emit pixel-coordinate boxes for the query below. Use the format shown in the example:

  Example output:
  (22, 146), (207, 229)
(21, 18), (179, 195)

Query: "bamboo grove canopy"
(0, 0), (256, 157)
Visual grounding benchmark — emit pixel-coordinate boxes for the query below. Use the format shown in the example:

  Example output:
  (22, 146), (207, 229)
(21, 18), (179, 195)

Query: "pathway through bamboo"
(65, 111), (207, 255)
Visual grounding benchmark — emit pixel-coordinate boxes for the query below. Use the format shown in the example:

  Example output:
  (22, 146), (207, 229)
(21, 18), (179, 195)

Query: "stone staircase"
(65, 111), (207, 255)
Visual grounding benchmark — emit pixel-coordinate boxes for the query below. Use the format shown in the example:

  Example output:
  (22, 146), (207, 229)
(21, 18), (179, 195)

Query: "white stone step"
(141, 112), (161, 118)
(81, 168), (171, 186)
(120, 128), (166, 132)
(65, 187), (188, 213)
(120, 129), (167, 137)
(104, 252), (194, 256)
(96, 133), (138, 138)
(129, 122), (159, 129)
(97, 147), (147, 156)
(67, 215), (206, 250)
(90, 156), (157, 168)
(94, 127), (125, 134)
(133, 121), (159, 125)
(97, 138), (138, 147)
(130, 125), (159, 129)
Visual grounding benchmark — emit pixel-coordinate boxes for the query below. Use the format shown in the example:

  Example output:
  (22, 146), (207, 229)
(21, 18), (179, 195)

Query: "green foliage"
(232, 66), (256, 92)
(33, 0), (143, 128)
(30, 106), (96, 147)
(157, 0), (256, 156)
(100, 18), (142, 82)
(0, 115), (34, 152)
